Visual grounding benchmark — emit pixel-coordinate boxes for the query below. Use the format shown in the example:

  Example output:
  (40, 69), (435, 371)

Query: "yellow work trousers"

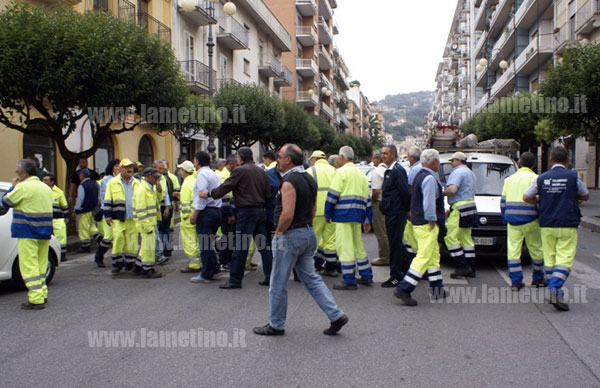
(541, 227), (578, 294)
(78, 212), (98, 249)
(507, 221), (545, 285)
(371, 202), (390, 261)
(314, 216), (337, 265)
(444, 201), (475, 269)
(336, 222), (372, 284)
(181, 220), (201, 269)
(52, 218), (67, 257)
(398, 224), (442, 293)
(111, 219), (139, 266)
(98, 218), (113, 249)
(403, 220), (418, 254)
(18, 238), (49, 305)
(139, 229), (156, 271)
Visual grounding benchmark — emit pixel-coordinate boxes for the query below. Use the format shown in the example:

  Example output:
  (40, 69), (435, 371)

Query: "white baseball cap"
(177, 160), (195, 173)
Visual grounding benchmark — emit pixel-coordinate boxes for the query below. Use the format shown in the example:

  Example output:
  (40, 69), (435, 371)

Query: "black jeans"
(385, 213), (409, 280)
(195, 207), (222, 279)
(218, 209), (235, 266)
(156, 206), (172, 257)
(228, 207), (273, 285)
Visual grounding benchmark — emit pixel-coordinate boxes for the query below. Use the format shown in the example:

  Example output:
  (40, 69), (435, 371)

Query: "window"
(219, 54), (228, 78)
(138, 135), (154, 169)
(93, 136), (114, 175)
(22, 132), (56, 176)
(439, 162), (517, 196)
(243, 59), (250, 76)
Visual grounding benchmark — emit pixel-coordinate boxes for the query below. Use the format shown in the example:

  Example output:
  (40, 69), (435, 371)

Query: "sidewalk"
(581, 188), (600, 233)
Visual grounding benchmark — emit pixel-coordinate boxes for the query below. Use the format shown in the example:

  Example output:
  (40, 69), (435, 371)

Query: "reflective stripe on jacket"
(2, 176), (53, 239)
(51, 185), (69, 219)
(180, 175), (195, 221)
(134, 181), (161, 233)
(307, 159), (336, 217)
(103, 174), (139, 221)
(324, 162), (372, 223)
(501, 167), (538, 226)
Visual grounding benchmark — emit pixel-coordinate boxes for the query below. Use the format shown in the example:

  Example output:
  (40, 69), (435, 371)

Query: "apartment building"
(172, 0), (293, 160)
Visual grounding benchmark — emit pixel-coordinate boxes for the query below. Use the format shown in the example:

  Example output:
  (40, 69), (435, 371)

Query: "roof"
(439, 152), (515, 164)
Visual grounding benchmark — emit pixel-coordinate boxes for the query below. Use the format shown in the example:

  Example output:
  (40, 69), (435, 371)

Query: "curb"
(581, 216), (600, 233)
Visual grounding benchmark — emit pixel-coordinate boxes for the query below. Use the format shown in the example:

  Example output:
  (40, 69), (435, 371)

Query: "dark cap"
(142, 168), (161, 178)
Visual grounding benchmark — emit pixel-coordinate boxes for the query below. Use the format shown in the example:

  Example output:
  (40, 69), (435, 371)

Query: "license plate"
(473, 237), (495, 246)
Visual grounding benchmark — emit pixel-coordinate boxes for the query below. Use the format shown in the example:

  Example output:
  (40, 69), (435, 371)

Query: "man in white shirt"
(370, 149), (390, 266)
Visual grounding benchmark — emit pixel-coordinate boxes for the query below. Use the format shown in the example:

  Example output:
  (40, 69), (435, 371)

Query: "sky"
(334, 0), (458, 102)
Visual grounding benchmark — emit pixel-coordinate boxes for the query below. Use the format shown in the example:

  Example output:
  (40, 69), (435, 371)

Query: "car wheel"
(12, 251), (58, 290)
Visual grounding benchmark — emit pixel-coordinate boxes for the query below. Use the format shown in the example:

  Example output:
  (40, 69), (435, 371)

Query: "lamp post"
(206, 0), (236, 163)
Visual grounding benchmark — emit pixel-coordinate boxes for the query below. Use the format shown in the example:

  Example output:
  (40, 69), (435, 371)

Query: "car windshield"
(439, 162), (516, 196)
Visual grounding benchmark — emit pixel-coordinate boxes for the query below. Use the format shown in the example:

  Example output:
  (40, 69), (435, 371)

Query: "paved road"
(2, 227), (600, 387)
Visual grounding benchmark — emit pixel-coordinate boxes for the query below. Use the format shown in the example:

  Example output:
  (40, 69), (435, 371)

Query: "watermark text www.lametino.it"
(431, 284), (588, 304)
(88, 328), (246, 348)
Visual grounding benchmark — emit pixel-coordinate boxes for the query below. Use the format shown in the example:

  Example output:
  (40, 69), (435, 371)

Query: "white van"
(438, 153), (518, 257)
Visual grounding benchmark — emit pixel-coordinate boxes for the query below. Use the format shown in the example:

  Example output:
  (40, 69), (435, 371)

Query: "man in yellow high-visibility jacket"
(133, 168), (163, 279)
(104, 159), (139, 273)
(43, 174), (68, 262)
(500, 152), (546, 290)
(307, 150), (338, 277)
(325, 146), (373, 290)
(178, 160), (201, 273)
(2, 159), (53, 309)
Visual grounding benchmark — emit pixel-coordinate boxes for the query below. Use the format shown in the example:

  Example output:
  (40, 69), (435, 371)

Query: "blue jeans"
(195, 207), (222, 279)
(269, 227), (344, 330)
(229, 207), (273, 285)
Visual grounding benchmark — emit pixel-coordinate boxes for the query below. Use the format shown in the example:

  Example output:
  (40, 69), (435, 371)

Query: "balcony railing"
(274, 67), (293, 86)
(259, 55), (282, 77)
(243, 0), (292, 51)
(515, 34), (553, 71)
(217, 78), (241, 89)
(475, 93), (489, 113)
(180, 60), (217, 93)
(296, 91), (318, 105)
(576, 0), (600, 36)
(319, 73), (333, 91)
(296, 0), (317, 16)
(296, 25), (318, 46)
(217, 16), (249, 49)
(84, 0), (136, 23)
(319, 0), (333, 20)
(320, 102), (333, 118)
(490, 68), (514, 97)
(318, 17), (333, 44)
(137, 12), (171, 44)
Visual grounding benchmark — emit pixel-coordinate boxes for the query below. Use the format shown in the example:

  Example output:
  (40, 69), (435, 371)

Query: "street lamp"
(499, 60), (509, 70)
(206, 0), (236, 163)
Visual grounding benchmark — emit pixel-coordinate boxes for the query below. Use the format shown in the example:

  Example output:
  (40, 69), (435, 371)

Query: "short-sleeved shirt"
(524, 164), (589, 198)
(407, 161), (423, 187)
(446, 164), (476, 204)
(193, 167), (222, 211)
(371, 163), (387, 191)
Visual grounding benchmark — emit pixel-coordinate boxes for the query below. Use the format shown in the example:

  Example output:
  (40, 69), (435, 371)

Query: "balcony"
(329, 0), (337, 9)
(318, 17), (333, 45)
(576, 0), (600, 37)
(474, 31), (487, 57)
(240, 0), (292, 51)
(217, 16), (249, 50)
(320, 102), (333, 119)
(296, 25), (318, 47)
(333, 19), (339, 34)
(490, 21), (515, 67)
(339, 112), (350, 128)
(296, 58), (318, 77)
(177, 0), (216, 26)
(335, 69), (349, 91)
(515, 34), (553, 76)
(259, 55), (282, 78)
(474, 93), (489, 113)
(84, 0), (136, 22)
(296, 0), (317, 16)
(274, 67), (293, 86)
(137, 12), (171, 44)
(474, 0), (487, 31)
(180, 60), (217, 94)
(319, 73), (334, 92)
(490, 67), (516, 99)
(296, 91), (318, 107)
(334, 92), (348, 110)
(319, 0), (333, 20)
(217, 78), (241, 89)
(554, 25), (575, 55)
(488, 0), (513, 38)
(319, 45), (333, 70)
(516, 0), (554, 29)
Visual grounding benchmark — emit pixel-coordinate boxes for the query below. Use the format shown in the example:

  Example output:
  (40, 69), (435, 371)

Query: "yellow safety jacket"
(307, 159), (336, 217)
(501, 167), (539, 225)
(51, 185), (69, 219)
(168, 171), (181, 192)
(325, 162), (372, 223)
(179, 175), (196, 221)
(1, 176), (53, 239)
(103, 174), (139, 221)
(134, 181), (161, 234)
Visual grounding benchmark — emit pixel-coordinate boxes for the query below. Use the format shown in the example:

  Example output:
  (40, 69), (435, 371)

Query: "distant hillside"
(376, 91), (434, 140)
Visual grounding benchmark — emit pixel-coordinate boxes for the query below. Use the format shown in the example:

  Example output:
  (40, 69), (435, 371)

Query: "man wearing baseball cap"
(74, 168), (100, 253)
(177, 160), (202, 274)
(443, 151), (478, 278)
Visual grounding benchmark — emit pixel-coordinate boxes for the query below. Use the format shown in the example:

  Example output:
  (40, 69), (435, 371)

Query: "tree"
(269, 100), (320, 151)
(213, 83), (284, 150)
(0, 3), (188, 183)
(312, 115), (336, 151)
(539, 43), (600, 187)
(174, 94), (221, 144)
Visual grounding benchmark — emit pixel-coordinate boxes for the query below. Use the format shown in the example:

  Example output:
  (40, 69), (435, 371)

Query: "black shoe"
(259, 278), (270, 286)
(253, 324), (285, 336)
(333, 282), (358, 290)
(322, 268), (339, 278)
(546, 293), (570, 311)
(180, 267), (201, 273)
(293, 270), (300, 282)
(44, 298), (48, 304)
(450, 267), (473, 279)
(143, 269), (163, 279)
(511, 283), (525, 291)
(94, 258), (105, 268)
(124, 263), (133, 271)
(465, 270), (476, 278)
(132, 265), (142, 275)
(111, 267), (121, 275)
(323, 314), (349, 335)
(21, 302), (45, 310)
(357, 278), (373, 286)
(531, 278), (547, 287)
(393, 289), (418, 306)
(219, 282), (241, 289)
(381, 278), (400, 288)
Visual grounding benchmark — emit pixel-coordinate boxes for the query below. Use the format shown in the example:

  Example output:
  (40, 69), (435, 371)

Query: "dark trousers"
(385, 213), (410, 280)
(218, 209), (235, 266)
(157, 206), (172, 257)
(229, 207), (273, 285)
(195, 207), (222, 279)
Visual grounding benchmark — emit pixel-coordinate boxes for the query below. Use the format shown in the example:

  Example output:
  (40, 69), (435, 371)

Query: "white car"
(438, 153), (518, 257)
(0, 182), (62, 287)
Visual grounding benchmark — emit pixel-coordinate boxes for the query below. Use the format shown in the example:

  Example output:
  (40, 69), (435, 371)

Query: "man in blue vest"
(74, 169), (100, 253)
(523, 146), (589, 311)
